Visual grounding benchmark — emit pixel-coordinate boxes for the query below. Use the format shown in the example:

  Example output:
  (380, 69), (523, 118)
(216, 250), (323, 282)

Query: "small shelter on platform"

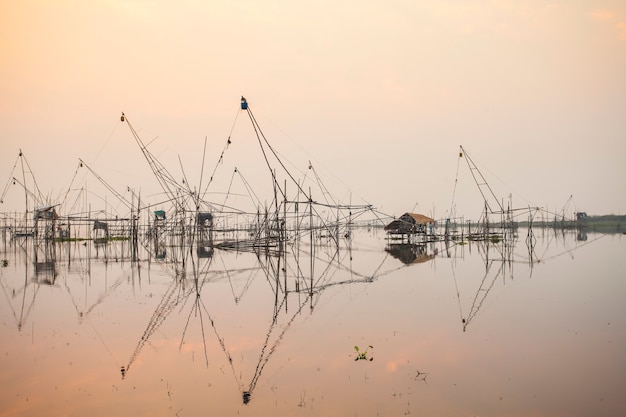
(34, 205), (58, 221)
(384, 213), (435, 242)
(385, 213), (435, 233)
(33, 205), (59, 239)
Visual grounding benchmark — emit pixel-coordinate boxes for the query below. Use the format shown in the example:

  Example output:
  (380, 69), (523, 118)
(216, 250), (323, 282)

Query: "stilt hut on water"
(384, 213), (435, 242)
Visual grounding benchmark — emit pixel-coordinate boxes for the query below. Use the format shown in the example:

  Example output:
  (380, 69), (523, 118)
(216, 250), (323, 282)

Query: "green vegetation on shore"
(520, 214), (626, 234)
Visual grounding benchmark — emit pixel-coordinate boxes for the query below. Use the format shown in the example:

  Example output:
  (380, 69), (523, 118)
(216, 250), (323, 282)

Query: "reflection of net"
(247, 293), (309, 400)
(462, 260), (502, 332)
(1, 270), (40, 332)
(121, 227), (397, 403)
(231, 247), (387, 405)
(123, 278), (184, 377)
(67, 277), (124, 320)
(194, 252), (315, 405)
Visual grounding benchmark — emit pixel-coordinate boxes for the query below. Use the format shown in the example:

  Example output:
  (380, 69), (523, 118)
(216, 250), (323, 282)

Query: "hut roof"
(405, 213), (435, 224)
(384, 212), (435, 231)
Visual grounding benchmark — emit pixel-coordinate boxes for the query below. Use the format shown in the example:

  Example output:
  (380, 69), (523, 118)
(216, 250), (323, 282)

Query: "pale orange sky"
(1, 0), (625, 218)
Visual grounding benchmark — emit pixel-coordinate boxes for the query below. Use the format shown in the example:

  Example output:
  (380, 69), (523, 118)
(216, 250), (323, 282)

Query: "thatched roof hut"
(384, 213), (435, 234)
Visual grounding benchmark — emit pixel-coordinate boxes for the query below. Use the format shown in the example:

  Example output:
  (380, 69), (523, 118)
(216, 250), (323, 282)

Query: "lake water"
(1, 228), (624, 417)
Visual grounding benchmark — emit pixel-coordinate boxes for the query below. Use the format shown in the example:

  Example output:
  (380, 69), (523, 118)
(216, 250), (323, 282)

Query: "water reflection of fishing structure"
(0, 231), (64, 332)
(121, 227), (396, 405)
(1, 242), (38, 332)
(455, 242), (509, 333)
(442, 227), (604, 332)
(0, 226), (148, 338)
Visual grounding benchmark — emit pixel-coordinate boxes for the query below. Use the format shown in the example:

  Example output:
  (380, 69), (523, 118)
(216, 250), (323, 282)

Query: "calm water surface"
(1, 228), (624, 416)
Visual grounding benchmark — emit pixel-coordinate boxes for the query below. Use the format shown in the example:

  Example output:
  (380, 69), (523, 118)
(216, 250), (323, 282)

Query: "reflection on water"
(1, 228), (624, 416)
(385, 242), (437, 265)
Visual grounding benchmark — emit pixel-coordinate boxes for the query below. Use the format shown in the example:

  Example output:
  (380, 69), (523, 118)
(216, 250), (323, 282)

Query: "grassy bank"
(520, 214), (626, 234)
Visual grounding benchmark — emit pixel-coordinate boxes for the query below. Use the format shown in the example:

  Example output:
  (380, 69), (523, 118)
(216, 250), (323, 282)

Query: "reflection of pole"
(244, 289), (313, 405)
(309, 187), (314, 308)
(283, 180), (287, 250)
(123, 277), (182, 378)
(283, 180), (288, 311)
(526, 208), (535, 265)
(88, 204), (91, 276)
(19, 239), (32, 331)
(462, 259), (503, 332)
(274, 248), (280, 318)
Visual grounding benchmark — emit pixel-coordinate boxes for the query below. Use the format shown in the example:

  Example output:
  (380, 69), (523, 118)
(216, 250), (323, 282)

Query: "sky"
(1, 0), (625, 220)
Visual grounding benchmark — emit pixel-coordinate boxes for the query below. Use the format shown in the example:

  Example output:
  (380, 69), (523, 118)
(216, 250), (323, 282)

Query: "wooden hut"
(384, 213), (435, 242)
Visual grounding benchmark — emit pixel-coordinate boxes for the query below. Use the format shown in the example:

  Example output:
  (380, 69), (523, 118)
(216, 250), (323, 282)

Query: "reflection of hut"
(384, 213), (435, 243)
(197, 246), (214, 258)
(385, 243), (435, 265)
(34, 261), (57, 284)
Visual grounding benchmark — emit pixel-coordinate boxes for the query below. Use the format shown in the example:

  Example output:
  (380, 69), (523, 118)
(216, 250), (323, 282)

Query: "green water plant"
(354, 345), (373, 361)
